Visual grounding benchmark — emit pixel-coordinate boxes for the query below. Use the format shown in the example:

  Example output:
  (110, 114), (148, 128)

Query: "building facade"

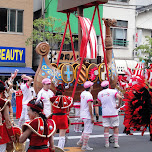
(134, 4), (152, 59)
(102, 0), (152, 73)
(0, 0), (34, 77)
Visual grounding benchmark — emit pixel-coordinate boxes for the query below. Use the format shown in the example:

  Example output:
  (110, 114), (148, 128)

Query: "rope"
(57, 13), (76, 66)
(72, 6), (97, 99)
(97, 6), (111, 88)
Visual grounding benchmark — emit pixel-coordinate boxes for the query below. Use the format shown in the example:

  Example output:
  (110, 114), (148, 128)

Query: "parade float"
(34, 0), (118, 102)
(32, 1), (152, 150)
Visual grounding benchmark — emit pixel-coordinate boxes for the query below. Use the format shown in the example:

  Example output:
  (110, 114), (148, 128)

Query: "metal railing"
(113, 40), (129, 47)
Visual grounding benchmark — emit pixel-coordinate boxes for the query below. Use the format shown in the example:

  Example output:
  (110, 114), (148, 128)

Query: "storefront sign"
(0, 46), (25, 63)
(53, 51), (79, 63)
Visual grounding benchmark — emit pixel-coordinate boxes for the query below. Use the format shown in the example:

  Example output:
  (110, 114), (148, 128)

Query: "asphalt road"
(15, 115), (152, 152)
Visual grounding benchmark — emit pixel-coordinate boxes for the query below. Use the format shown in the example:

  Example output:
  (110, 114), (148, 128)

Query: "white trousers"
(74, 108), (82, 131)
(18, 104), (29, 127)
(0, 144), (6, 152)
(83, 119), (93, 134)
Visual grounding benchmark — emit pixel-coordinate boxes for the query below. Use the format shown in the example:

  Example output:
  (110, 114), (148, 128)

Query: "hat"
(56, 83), (65, 92)
(27, 98), (43, 112)
(42, 78), (51, 84)
(84, 81), (94, 89)
(101, 80), (109, 87)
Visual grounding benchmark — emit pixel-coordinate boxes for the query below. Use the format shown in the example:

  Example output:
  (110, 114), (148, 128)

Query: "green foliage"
(134, 36), (152, 68)
(25, 16), (73, 48)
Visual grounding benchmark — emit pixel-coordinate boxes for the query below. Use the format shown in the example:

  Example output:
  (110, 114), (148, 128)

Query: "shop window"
(0, 8), (23, 33)
(111, 20), (128, 47)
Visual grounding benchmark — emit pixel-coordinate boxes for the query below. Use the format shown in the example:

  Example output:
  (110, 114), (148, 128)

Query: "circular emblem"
(98, 63), (107, 81)
(74, 64), (87, 84)
(58, 63), (64, 70)
(87, 63), (98, 82)
(50, 63), (57, 68)
(61, 63), (74, 83)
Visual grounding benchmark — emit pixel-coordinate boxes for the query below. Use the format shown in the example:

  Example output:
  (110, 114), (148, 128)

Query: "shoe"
(105, 143), (109, 148)
(129, 133), (133, 135)
(114, 143), (120, 148)
(126, 131), (131, 135)
(77, 141), (83, 147)
(81, 145), (93, 151)
(123, 127), (126, 133)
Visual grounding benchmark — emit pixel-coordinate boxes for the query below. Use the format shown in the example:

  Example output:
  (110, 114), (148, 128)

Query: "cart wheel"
(109, 135), (114, 143)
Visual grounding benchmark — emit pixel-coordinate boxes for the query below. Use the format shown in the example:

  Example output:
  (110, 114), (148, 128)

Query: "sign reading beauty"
(0, 46), (25, 63)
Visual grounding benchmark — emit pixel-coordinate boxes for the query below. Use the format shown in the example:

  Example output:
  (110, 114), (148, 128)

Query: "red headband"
(27, 102), (43, 112)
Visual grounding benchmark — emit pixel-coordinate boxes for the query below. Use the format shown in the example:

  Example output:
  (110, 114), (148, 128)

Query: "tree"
(26, 16), (74, 62)
(134, 36), (152, 68)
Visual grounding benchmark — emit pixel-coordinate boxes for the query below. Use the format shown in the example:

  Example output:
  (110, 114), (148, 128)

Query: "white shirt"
(97, 88), (118, 117)
(80, 90), (93, 119)
(37, 88), (54, 117)
(20, 83), (32, 105)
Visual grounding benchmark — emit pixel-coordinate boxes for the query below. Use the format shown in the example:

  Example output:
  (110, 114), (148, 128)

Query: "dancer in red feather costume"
(122, 75), (152, 141)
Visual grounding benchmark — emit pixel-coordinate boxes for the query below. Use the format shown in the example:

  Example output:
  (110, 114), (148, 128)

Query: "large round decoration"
(36, 42), (50, 56)
(74, 64), (87, 84)
(50, 63), (57, 68)
(87, 63), (98, 82)
(98, 63), (107, 81)
(61, 63), (74, 83)
(72, 62), (79, 70)
(84, 62), (90, 68)
(58, 63), (65, 70)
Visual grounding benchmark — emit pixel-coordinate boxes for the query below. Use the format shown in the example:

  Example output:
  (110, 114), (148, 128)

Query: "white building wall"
(135, 0), (152, 6)
(136, 11), (152, 30)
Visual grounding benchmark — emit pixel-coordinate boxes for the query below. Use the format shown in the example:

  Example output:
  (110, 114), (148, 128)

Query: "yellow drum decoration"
(50, 63), (57, 68)
(58, 63), (65, 70)
(72, 62), (79, 69)
(61, 63), (74, 83)
(87, 63), (98, 82)
(74, 64), (87, 84)
(98, 63), (107, 81)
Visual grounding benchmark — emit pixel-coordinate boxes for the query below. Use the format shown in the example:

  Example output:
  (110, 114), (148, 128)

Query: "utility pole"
(42, 0), (45, 19)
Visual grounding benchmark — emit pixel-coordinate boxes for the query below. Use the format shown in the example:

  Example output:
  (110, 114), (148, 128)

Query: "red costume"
(15, 89), (23, 119)
(22, 117), (56, 152)
(0, 98), (14, 145)
(50, 95), (73, 129)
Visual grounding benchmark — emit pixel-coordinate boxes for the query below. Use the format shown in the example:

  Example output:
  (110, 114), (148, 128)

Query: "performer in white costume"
(77, 81), (101, 151)
(97, 80), (122, 148)
(18, 74), (33, 127)
(37, 78), (54, 117)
